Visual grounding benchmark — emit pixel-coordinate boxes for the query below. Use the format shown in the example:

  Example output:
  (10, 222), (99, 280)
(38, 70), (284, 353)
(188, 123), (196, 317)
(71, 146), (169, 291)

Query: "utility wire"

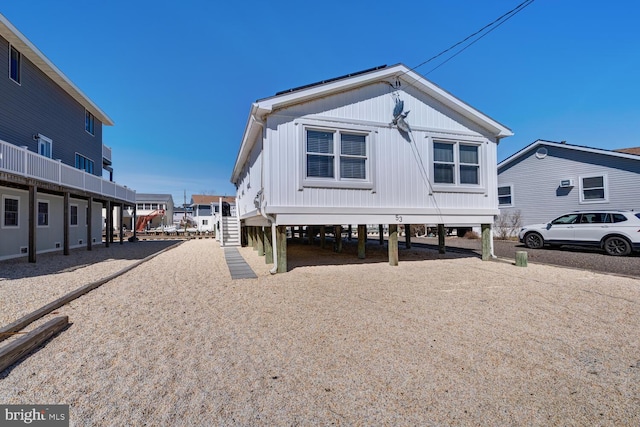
(407, 0), (535, 76)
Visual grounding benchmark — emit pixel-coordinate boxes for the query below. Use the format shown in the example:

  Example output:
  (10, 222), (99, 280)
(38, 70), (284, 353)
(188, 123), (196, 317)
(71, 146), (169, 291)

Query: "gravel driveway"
(411, 236), (640, 278)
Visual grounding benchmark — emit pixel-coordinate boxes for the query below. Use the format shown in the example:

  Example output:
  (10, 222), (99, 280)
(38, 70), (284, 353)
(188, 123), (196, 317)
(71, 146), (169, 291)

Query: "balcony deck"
(0, 138), (135, 203)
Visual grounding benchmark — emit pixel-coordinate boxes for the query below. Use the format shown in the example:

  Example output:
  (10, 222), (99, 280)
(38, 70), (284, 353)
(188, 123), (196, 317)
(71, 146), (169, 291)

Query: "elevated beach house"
(230, 64), (512, 272)
(498, 140), (640, 226)
(0, 13), (135, 261)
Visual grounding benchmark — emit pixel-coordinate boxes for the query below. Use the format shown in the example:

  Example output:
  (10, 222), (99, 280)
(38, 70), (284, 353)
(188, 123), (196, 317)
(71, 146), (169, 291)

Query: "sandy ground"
(0, 238), (639, 426)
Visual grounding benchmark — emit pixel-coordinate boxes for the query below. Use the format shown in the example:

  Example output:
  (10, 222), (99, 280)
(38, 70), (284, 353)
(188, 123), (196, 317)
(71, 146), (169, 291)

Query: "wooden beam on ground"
(438, 224), (446, 254)
(388, 224), (398, 266)
(257, 227), (265, 256)
(357, 224), (366, 259)
(276, 225), (287, 273)
(264, 226), (273, 264)
(63, 192), (70, 255)
(334, 225), (342, 253)
(0, 316), (69, 372)
(0, 240), (184, 344)
(405, 224), (412, 249)
(481, 223), (491, 261)
(379, 224), (384, 245)
(320, 226), (326, 249)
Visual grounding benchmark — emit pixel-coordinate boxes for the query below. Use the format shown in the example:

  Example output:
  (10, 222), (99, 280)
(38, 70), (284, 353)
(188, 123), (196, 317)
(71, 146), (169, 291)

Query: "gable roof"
(0, 13), (113, 126)
(136, 193), (174, 203)
(498, 139), (640, 170)
(231, 63), (513, 183)
(191, 195), (236, 205)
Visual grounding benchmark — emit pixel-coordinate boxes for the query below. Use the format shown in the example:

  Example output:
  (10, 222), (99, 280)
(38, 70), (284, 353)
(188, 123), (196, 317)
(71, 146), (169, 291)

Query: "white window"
(498, 185), (513, 207)
(9, 44), (21, 84)
(580, 175), (607, 203)
(70, 204), (78, 226)
(433, 140), (480, 186)
(37, 134), (53, 159)
(301, 123), (373, 189)
(85, 110), (95, 135)
(2, 196), (19, 228)
(37, 201), (49, 227)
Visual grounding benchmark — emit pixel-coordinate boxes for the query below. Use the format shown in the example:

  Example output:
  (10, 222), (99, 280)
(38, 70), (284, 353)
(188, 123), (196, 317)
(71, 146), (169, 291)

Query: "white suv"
(518, 210), (640, 256)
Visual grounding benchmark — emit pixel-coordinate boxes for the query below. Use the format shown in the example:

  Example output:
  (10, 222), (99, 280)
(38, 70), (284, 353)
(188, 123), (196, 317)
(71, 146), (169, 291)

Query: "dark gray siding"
(0, 35), (103, 176)
(498, 144), (640, 226)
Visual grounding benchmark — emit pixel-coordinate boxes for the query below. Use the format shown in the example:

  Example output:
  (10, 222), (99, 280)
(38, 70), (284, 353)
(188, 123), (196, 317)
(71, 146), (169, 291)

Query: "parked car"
(518, 210), (640, 256)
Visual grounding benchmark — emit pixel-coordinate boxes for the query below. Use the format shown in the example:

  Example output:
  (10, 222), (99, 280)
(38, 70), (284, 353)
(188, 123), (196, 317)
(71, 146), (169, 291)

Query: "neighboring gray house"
(497, 140), (640, 226)
(134, 194), (174, 231)
(0, 13), (134, 261)
(231, 64), (513, 271)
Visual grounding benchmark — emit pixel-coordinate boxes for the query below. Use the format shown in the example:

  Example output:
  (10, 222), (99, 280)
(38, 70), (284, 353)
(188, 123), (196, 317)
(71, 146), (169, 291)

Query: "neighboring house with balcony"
(190, 194), (236, 232)
(231, 64), (513, 271)
(0, 13), (135, 261)
(497, 139), (640, 227)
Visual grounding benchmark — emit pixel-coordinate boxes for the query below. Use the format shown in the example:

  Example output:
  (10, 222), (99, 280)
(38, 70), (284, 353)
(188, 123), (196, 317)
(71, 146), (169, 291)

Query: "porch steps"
(221, 217), (240, 247)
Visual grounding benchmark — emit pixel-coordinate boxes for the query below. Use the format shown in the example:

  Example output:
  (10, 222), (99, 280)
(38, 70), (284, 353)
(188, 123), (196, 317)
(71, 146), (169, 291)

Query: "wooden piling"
(438, 224), (446, 254)
(481, 224), (491, 261)
(265, 226), (273, 264)
(358, 224), (366, 259)
(276, 225), (287, 273)
(389, 224), (398, 266)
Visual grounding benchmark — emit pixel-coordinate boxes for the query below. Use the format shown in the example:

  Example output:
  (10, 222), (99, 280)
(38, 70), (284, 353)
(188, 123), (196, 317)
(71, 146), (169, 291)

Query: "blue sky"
(3, 1), (639, 205)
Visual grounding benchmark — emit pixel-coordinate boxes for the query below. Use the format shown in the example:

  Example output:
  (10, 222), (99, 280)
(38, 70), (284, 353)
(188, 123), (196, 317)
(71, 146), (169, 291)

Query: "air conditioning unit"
(560, 179), (575, 188)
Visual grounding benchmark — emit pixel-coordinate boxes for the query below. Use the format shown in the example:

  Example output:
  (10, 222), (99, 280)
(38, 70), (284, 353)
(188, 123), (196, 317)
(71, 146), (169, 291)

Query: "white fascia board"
(0, 13), (114, 126)
(498, 139), (640, 170)
(230, 103), (264, 184)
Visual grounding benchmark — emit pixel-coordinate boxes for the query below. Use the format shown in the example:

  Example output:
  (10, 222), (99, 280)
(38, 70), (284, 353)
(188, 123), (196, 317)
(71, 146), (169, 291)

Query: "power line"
(407, 0), (535, 76)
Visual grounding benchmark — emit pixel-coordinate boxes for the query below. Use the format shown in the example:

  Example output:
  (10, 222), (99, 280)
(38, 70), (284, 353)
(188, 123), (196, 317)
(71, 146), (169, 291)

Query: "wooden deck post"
(63, 192), (70, 255)
(87, 197), (93, 251)
(388, 224), (398, 266)
(257, 226), (265, 256)
(379, 224), (384, 245)
(358, 224), (366, 259)
(405, 224), (412, 249)
(348, 225), (353, 241)
(119, 203), (124, 244)
(28, 184), (37, 263)
(264, 226), (273, 264)
(334, 225), (342, 253)
(105, 200), (111, 248)
(438, 224), (446, 254)
(276, 225), (287, 273)
(320, 226), (326, 249)
(481, 223), (491, 261)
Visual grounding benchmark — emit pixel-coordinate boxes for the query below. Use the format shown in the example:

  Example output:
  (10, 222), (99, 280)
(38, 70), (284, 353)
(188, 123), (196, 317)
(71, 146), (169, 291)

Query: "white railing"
(102, 144), (112, 163)
(0, 139), (135, 203)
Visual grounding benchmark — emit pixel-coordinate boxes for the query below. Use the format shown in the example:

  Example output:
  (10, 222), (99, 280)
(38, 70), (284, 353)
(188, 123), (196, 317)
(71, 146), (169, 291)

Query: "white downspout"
(254, 114), (278, 274)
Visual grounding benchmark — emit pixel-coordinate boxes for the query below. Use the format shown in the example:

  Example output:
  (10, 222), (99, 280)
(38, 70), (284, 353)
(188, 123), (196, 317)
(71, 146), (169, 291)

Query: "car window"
(580, 213), (608, 224)
(611, 214), (628, 223)
(552, 214), (579, 225)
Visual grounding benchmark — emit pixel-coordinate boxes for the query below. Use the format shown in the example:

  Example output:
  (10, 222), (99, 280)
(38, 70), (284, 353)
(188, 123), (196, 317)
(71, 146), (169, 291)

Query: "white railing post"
(219, 197), (224, 246)
(21, 146), (28, 176)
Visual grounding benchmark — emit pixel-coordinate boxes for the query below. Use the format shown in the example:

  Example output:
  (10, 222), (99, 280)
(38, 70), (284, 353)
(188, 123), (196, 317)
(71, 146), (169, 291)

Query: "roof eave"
(0, 13), (114, 126)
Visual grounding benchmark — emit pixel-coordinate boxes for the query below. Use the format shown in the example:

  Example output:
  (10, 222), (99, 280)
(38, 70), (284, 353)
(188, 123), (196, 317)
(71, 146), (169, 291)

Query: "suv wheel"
(524, 232), (545, 249)
(603, 236), (631, 256)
